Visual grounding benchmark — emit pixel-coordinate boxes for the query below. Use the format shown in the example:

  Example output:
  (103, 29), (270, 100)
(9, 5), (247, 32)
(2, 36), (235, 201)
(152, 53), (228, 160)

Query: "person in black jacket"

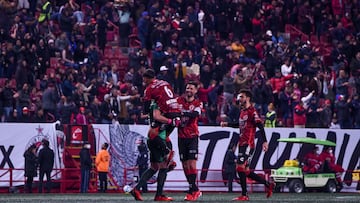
(38, 139), (54, 193)
(225, 144), (237, 193)
(80, 142), (92, 193)
(136, 140), (149, 193)
(24, 144), (38, 193)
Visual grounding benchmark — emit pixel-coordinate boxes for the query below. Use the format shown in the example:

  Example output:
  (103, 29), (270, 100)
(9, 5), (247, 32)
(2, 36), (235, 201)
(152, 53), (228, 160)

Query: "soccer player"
(130, 69), (181, 201)
(220, 89), (274, 201)
(177, 81), (202, 201)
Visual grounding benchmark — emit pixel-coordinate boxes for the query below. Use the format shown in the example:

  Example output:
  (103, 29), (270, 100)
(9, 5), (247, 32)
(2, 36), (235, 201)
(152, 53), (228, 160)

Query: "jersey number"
(164, 86), (174, 98)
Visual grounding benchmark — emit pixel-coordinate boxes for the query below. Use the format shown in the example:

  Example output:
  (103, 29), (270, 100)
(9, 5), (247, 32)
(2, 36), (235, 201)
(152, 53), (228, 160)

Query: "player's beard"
(240, 100), (246, 109)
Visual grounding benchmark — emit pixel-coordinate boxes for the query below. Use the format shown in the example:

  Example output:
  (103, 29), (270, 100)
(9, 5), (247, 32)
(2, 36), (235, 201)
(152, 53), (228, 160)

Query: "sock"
(135, 168), (156, 190)
(248, 172), (269, 187)
(156, 169), (168, 196)
(238, 171), (247, 196)
(188, 174), (198, 192)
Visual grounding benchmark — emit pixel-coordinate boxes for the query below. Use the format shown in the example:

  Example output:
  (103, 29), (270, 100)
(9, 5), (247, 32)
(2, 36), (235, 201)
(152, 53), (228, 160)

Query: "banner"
(0, 123), (59, 187)
(1, 123), (359, 192)
(92, 124), (360, 192)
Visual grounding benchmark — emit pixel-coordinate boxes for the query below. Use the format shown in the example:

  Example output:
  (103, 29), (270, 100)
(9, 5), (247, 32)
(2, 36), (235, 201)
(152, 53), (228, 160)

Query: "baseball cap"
(266, 30), (272, 36)
(160, 66), (168, 71)
(155, 41), (163, 48)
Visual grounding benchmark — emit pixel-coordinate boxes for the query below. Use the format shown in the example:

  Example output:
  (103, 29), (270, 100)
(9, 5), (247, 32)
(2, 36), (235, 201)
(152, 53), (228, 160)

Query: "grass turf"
(0, 192), (359, 203)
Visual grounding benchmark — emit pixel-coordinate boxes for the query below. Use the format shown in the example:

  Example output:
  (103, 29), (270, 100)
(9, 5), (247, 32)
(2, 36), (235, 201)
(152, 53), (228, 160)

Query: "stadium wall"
(0, 123), (359, 192)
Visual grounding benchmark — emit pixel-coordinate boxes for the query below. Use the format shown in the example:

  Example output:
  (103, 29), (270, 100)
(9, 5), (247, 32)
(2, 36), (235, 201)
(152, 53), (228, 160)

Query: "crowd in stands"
(0, 0), (360, 129)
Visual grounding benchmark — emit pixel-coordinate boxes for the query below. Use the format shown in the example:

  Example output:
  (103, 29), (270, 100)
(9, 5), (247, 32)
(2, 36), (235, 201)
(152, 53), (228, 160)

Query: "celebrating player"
(130, 69), (181, 201)
(177, 81), (202, 201)
(221, 89), (274, 201)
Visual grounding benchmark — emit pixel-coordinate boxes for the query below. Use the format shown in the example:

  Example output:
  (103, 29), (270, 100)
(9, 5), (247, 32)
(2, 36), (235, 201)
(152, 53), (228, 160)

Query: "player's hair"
(186, 81), (198, 88)
(142, 69), (155, 78)
(239, 89), (252, 99)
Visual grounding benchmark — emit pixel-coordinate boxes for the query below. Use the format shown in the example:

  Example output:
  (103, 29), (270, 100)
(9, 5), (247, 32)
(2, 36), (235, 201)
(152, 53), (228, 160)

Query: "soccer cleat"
(130, 188), (143, 201)
(154, 195), (173, 201)
(167, 160), (177, 172)
(184, 193), (194, 201)
(232, 195), (249, 201)
(266, 182), (275, 198)
(191, 190), (202, 201)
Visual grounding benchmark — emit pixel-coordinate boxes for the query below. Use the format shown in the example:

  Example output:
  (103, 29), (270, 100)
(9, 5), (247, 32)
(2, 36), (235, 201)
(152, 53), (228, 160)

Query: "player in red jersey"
(221, 89), (274, 201)
(177, 81), (202, 201)
(130, 69), (180, 201)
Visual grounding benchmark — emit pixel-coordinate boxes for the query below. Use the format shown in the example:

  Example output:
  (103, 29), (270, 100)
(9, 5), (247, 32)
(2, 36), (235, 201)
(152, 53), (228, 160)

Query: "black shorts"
(147, 138), (166, 163)
(178, 137), (198, 161)
(237, 145), (254, 166)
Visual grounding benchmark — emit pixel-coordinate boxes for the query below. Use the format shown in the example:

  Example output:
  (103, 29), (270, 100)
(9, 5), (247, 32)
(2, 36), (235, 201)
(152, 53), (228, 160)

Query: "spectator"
(278, 85), (293, 127)
(75, 106), (87, 125)
(96, 143), (110, 193)
(38, 139), (54, 193)
(2, 79), (14, 120)
(137, 12), (150, 49)
(7, 109), (19, 122)
(23, 144), (38, 193)
(330, 115), (341, 129)
(319, 99), (333, 128)
(221, 70), (235, 116)
(80, 142), (92, 193)
(306, 97), (321, 128)
(136, 140), (149, 193)
(335, 94), (352, 129)
(19, 106), (32, 122)
(32, 107), (46, 123)
(100, 94), (113, 124)
(293, 101), (307, 128)
(197, 81), (216, 107)
(42, 83), (59, 119)
(335, 69), (350, 98)
(265, 103), (276, 128)
(206, 104), (218, 125)
(224, 144), (237, 193)
(281, 58), (293, 77)
(156, 66), (172, 84)
(351, 94), (360, 128)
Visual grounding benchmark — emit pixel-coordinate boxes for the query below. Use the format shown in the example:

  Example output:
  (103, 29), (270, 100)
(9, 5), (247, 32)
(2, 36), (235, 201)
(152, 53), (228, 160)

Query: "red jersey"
(177, 97), (202, 138)
(143, 79), (180, 114)
(238, 106), (262, 149)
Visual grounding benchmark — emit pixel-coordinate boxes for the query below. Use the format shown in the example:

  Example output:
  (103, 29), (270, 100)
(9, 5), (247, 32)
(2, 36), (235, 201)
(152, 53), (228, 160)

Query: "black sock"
(135, 168), (156, 190)
(248, 172), (269, 187)
(238, 172), (247, 196)
(156, 169), (168, 196)
(188, 174), (198, 192)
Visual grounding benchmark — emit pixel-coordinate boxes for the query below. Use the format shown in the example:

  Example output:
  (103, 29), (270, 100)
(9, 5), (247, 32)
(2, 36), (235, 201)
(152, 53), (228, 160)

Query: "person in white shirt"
(281, 58), (293, 77)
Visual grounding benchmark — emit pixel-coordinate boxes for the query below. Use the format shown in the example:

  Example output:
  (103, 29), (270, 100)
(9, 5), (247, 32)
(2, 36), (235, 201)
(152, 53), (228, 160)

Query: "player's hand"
(220, 121), (228, 127)
(262, 142), (268, 152)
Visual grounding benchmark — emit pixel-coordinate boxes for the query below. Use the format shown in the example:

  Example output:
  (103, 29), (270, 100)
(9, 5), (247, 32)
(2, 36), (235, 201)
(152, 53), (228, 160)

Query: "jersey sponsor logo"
(166, 98), (178, 105)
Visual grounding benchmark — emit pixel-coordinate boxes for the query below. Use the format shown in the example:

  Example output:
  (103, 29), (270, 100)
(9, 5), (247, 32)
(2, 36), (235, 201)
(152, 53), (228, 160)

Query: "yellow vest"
(38, 2), (51, 23)
(265, 111), (276, 128)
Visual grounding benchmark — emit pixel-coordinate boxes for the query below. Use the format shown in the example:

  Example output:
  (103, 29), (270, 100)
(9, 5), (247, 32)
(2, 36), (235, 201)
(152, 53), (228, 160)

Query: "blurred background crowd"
(0, 0), (360, 129)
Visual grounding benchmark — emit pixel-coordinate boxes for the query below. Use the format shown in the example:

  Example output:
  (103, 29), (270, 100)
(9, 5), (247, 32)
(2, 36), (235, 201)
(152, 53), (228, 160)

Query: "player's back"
(144, 79), (180, 114)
